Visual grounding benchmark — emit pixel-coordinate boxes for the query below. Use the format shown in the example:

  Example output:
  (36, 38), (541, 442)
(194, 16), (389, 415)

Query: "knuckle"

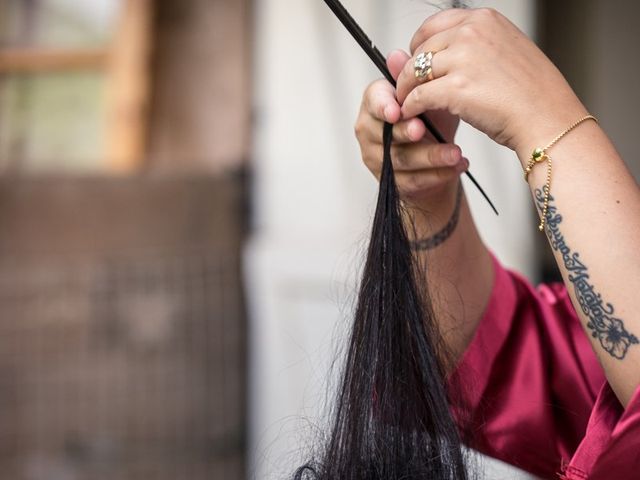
(458, 23), (479, 40)
(365, 79), (380, 96)
(448, 99), (462, 118)
(363, 81), (382, 107)
(354, 120), (365, 140)
(476, 7), (499, 21)
(370, 79), (388, 97)
(409, 86), (422, 105)
(449, 73), (468, 91)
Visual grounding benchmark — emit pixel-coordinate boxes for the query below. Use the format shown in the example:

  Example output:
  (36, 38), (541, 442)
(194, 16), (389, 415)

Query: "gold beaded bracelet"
(524, 114), (598, 231)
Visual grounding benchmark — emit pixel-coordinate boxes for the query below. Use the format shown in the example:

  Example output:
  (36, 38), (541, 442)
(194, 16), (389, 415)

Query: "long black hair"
(295, 122), (472, 479)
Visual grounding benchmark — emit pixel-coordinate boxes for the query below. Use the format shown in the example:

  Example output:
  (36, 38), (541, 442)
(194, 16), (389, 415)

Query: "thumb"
(387, 49), (411, 81)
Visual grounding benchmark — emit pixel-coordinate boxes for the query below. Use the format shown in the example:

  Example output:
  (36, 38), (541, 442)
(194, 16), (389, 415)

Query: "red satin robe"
(451, 255), (640, 479)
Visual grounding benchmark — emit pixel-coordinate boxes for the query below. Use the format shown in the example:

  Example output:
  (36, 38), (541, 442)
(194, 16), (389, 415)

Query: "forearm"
(389, 4), (640, 405)
(519, 119), (640, 407)
(405, 181), (493, 363)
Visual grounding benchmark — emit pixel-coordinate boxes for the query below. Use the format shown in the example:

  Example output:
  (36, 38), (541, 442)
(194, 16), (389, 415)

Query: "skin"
(355, 8), (640, 407)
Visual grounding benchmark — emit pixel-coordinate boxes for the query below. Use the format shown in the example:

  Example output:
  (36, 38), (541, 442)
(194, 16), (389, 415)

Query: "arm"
(354, 54), (493, 363)
(523, 118), (640, 407)
(398, 8), (640, 406)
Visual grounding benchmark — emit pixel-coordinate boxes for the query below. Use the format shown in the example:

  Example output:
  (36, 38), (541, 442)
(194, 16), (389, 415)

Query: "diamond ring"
(414, 51), (434, 81)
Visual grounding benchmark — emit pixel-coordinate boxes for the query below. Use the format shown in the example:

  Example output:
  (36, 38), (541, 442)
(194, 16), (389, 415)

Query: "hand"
(396, 8), (587, 159)
(355, 50), (468, 205)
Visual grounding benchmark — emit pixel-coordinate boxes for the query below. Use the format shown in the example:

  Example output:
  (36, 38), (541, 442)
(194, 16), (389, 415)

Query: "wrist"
(403, 179), (462, 240)
(511, 97), (588, 168)
(409, 182), (464, 251)
(404, 178), (460, 213)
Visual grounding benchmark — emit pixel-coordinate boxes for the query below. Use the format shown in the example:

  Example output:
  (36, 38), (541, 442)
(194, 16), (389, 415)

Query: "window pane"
(0, 0), (123, 172)
(0, 0), (121, 48)
(0, 72), (107, 172)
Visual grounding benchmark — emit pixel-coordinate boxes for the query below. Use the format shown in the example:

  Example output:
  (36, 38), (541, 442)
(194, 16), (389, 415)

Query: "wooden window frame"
(0, 0), (153, 172)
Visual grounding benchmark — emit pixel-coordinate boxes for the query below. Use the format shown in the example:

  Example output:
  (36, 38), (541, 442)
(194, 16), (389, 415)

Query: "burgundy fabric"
(449, 254), (640, 479)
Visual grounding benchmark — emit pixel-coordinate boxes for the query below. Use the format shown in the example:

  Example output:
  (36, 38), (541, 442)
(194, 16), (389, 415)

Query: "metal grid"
(0, 249), (245, 480)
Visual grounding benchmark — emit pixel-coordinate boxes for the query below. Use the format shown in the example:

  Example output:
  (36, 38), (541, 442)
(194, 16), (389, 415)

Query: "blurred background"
(0, 0), (638, 479)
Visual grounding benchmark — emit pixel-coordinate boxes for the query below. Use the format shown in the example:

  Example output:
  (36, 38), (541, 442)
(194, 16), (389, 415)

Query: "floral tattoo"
(535, 189), (638, 360)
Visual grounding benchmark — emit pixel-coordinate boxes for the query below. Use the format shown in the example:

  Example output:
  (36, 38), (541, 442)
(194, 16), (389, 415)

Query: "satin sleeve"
(563, 382), (640, 479)
(450, 254), (640, 479)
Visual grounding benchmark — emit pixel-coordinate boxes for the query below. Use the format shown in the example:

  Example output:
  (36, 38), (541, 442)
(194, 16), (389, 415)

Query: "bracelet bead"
(525, 115), (597, 232)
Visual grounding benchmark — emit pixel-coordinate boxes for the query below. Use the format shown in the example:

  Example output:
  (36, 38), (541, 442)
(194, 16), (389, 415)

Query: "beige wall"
(590, 0), (640, 181)
(541, 0), (640, 181)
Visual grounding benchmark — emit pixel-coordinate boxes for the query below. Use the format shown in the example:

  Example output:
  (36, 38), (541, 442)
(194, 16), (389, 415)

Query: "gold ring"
(414, 51), (434, 81)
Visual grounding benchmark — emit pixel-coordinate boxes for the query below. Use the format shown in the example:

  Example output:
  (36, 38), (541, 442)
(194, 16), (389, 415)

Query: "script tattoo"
(535, 189), (638, 359)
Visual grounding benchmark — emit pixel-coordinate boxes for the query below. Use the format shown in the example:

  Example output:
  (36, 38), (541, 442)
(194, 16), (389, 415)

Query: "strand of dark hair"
(294, 122), (470, 479)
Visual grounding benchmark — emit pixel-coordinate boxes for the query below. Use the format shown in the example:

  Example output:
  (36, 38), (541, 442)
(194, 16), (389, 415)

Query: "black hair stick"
(323, 0), (498, 215)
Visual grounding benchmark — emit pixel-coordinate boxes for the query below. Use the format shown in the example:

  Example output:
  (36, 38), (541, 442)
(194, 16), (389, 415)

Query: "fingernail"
(445, 146), (462, 165)
(456, 157), (470, 173)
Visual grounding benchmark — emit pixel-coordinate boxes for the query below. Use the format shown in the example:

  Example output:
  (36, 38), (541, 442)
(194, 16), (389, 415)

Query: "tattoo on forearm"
(411, 182), (463, 251)
(535, 189), (639, 360)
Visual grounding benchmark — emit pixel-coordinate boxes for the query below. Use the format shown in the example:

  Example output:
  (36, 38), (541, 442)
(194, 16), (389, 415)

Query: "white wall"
(246, 1), (539, 478)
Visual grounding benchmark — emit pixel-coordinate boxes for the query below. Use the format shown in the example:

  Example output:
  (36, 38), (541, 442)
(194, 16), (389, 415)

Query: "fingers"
(362, 79), (401, 123)
(396, 47), (454, 105)
(387, 49), (411, 81)
(396, 10), (472, 107)
(357, 114), (468, 201)
(392, 143), (463, 171)
(400, 76), (459, 120)
(358, 77), (429, 144)
(392, 119), (426, 143)
(409, 8), (470, 53)
(358, 114), (427, 145)
(363, 141), (464, 175)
